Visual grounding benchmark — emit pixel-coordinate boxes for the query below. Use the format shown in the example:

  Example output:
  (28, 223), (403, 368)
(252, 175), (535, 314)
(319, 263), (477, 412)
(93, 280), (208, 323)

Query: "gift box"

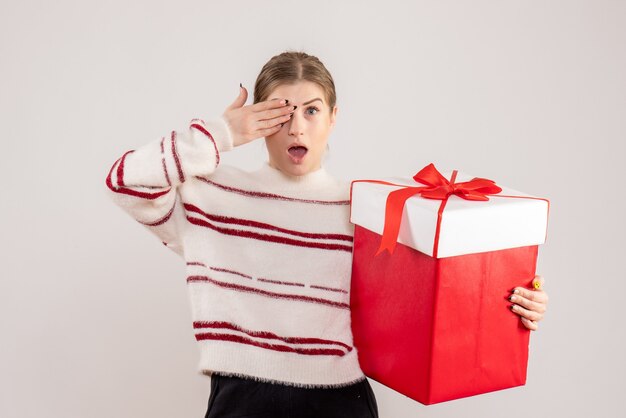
(349, 163), (550, 405)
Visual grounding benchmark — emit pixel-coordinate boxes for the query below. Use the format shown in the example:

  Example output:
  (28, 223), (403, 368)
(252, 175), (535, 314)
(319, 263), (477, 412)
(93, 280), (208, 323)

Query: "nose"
(288, 109), (303, 136)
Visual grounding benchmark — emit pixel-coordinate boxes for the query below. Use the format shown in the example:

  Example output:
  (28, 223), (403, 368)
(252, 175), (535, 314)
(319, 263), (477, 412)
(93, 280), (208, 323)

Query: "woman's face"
(265, 80), (337, 177)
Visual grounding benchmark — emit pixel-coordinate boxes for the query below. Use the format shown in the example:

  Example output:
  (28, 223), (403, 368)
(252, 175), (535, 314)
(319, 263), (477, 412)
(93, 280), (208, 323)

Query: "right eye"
(306, 106), (320, 115)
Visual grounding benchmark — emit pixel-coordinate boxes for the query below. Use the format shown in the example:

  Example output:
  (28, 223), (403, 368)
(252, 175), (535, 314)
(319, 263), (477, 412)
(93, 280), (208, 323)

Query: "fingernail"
(508, 295), (515, 302)
(240, 82), (242, 89)
(280, 122), (285, 127)
(512, 288), (520, 294)
(285, 99), (289, 105)
(293, 105), (298, 110)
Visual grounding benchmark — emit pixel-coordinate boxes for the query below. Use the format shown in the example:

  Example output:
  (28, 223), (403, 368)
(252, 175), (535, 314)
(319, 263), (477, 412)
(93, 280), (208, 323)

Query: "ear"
(330, 105), (338, 128)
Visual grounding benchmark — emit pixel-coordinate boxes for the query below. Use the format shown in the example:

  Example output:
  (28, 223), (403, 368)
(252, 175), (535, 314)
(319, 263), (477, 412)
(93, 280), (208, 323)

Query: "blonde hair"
(253, 50), (337, 115)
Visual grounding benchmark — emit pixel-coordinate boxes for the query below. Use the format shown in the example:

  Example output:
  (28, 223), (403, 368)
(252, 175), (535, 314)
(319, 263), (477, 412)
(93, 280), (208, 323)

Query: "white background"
(1, 1), (624, 417)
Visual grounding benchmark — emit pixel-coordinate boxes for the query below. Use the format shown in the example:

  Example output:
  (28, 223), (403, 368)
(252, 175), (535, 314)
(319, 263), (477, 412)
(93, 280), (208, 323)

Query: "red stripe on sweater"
(187, 263), (349, 293)
(194, 177), (351, 206)
(186, 275), (350, 310)
(186, 216), (353, 253)
(193, 320), (352, 351)
(209, 266), (253, 279)
(105, 157), (172, 199)
(116, 150), (134, 187)
(257, 277), (305, 287)
(160, 136), (172, 187)
(184, 203), (353, 242)
(190, 122), (220, 167)
(170, 130), (185, 183)
(194, 332), (347, 356)
(310, 285), (348, 294)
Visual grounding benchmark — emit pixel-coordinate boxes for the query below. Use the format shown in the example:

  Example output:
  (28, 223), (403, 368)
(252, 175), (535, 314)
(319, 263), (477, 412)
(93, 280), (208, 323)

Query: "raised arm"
(104, 86), (296, 258)
(104, 116), (234, 257)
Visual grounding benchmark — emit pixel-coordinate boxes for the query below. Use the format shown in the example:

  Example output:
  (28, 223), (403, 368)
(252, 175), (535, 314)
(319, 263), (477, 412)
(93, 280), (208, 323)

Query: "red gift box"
(349, 163), (550, 405)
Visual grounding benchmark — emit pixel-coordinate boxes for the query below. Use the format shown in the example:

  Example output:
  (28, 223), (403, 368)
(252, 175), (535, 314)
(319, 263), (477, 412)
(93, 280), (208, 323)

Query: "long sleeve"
(104, 115), (234, 258)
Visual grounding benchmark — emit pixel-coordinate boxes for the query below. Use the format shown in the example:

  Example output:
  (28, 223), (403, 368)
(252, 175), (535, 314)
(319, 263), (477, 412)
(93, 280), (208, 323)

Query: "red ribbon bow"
(365, 163), (503, 257)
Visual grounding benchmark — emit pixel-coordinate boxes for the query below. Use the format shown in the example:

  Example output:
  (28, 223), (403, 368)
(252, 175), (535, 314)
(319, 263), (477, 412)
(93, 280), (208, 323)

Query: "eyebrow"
(303, 97), (323, 105)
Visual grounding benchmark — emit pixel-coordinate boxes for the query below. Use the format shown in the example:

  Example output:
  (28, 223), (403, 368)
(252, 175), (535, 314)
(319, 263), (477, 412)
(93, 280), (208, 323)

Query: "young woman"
(105, 51), (549, 418)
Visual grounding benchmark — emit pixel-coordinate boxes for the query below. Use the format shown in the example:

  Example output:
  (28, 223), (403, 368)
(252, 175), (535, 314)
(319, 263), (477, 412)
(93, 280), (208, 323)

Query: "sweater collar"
(253, 160), (335, 191)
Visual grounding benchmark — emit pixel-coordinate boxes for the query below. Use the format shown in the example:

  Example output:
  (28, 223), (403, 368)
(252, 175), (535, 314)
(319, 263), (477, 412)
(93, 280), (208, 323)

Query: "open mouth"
(287, 144), (308, 163)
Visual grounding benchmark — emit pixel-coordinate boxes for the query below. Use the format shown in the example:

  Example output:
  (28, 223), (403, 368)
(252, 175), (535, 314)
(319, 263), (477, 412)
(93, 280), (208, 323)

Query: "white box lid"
(349, 167), (550, 258)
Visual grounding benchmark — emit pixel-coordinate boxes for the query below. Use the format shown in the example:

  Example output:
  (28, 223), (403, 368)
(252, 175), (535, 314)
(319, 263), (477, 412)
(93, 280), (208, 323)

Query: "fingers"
(509, 292), (547, 314)
(258, 105), (296, 124)
(510, 301), (544, 322)
(256, 111), (293, 132)
(511, 284), (549, 305)
(256, 123), (285, 138)
(508, 274), (549, 329)
(257, 106), (296, 128)
(520, 317), (539, 331)
(532, 274), (545, 291)
(251, 97), (290, 113)
(226, 96), (294, 145)
(225, 83), (248, 111)
(250, 98), (296, 132)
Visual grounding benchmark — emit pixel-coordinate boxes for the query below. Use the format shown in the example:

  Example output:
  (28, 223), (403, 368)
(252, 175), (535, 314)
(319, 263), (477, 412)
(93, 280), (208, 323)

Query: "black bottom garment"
(204, 372), (379, 418)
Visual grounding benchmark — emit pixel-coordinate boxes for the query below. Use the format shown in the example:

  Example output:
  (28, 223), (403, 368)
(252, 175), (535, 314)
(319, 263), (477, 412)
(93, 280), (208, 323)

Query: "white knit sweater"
(104, 115), (366, 388)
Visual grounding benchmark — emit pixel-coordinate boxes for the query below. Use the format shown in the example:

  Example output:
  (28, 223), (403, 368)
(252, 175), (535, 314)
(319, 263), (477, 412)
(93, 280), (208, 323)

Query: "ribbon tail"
(375, 239), (396, 256)
(375, 186), (426, 257)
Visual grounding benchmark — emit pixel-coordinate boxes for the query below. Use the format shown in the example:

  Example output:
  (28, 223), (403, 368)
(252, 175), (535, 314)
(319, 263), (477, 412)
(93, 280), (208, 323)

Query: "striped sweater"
(104, 115), (367, 388)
